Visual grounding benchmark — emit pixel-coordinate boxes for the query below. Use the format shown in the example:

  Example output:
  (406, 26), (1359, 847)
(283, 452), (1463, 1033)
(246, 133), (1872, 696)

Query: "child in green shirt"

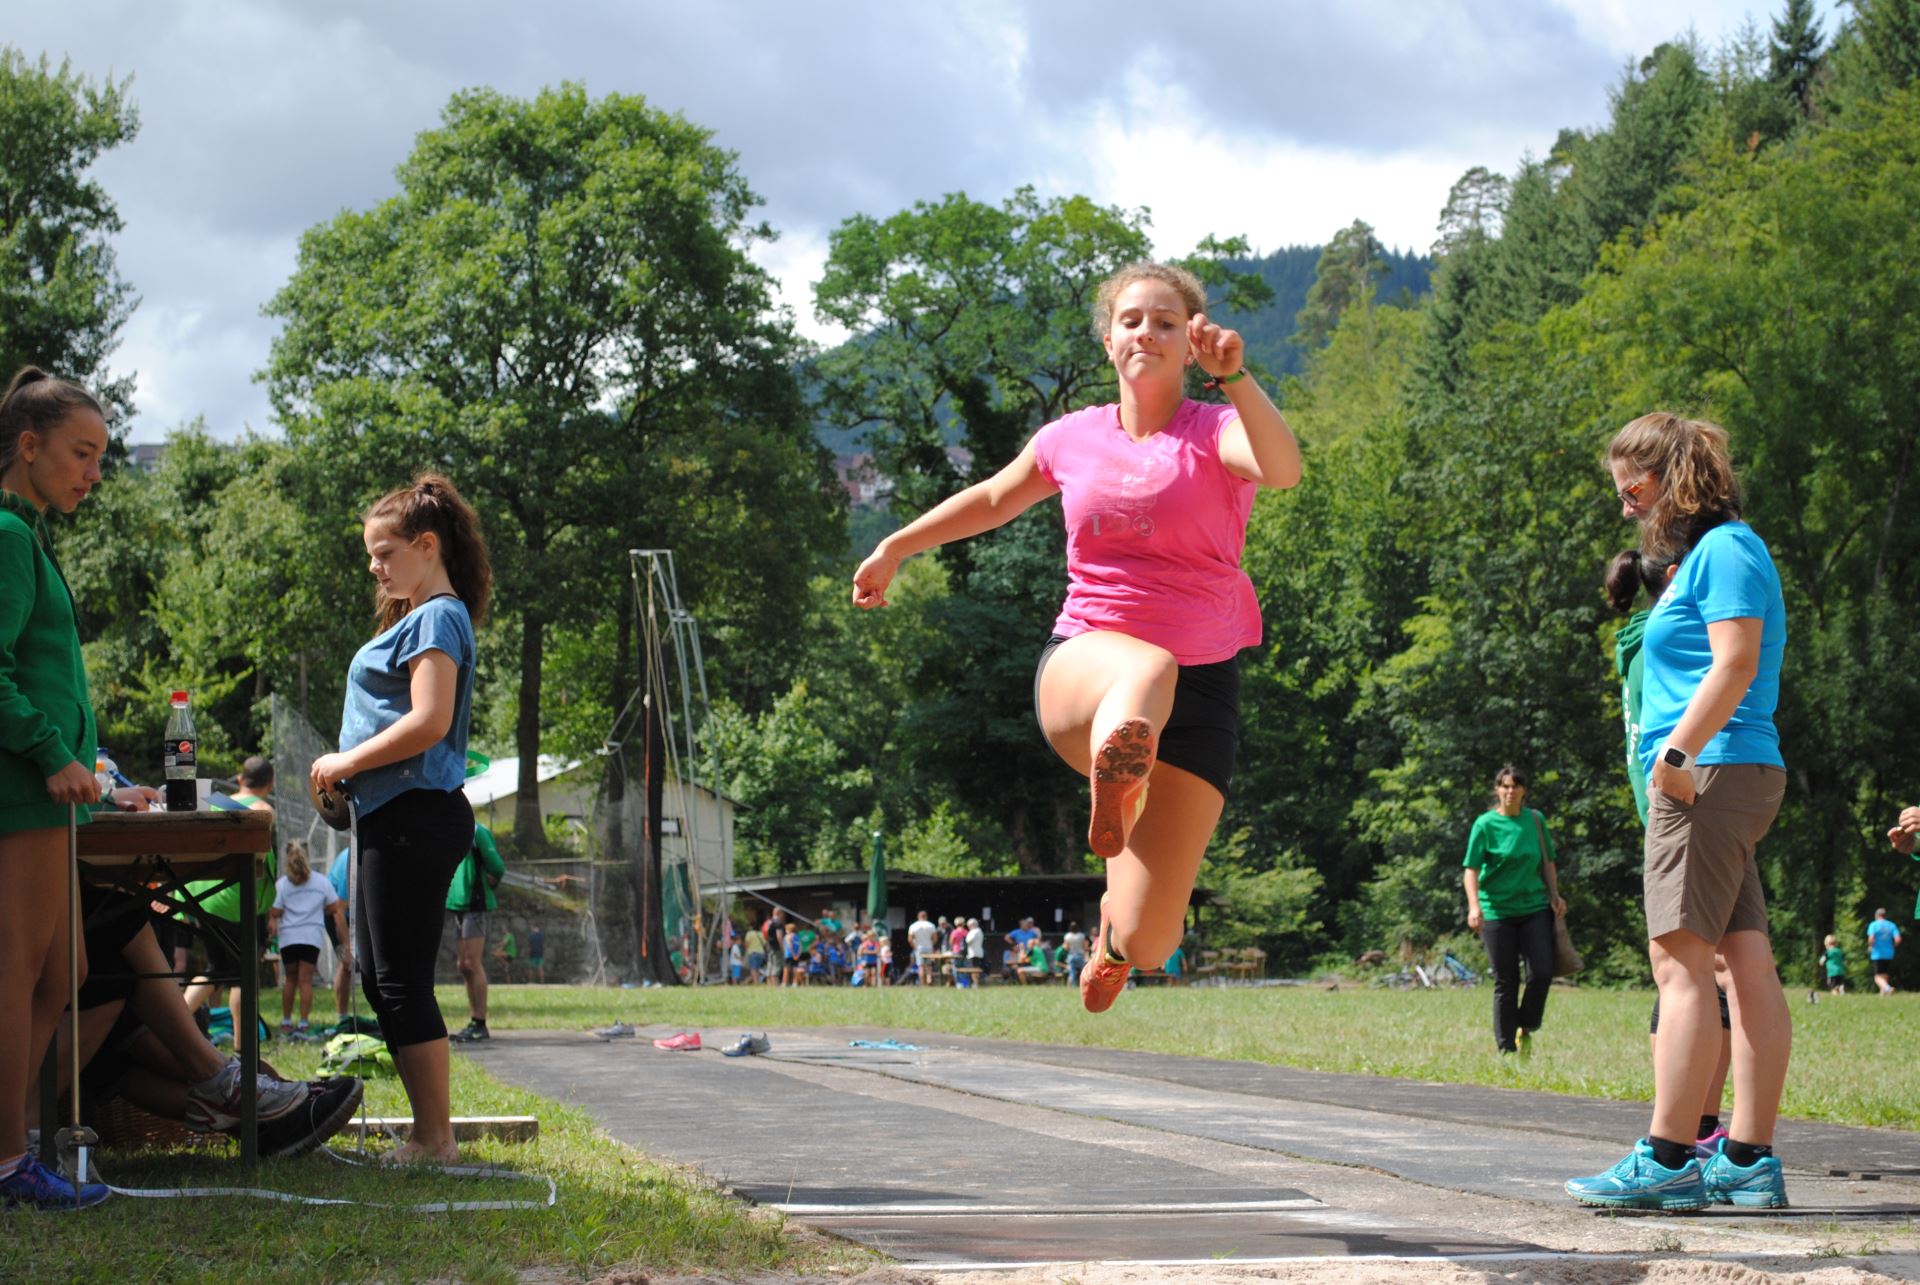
(1821, 935), (1846, 995)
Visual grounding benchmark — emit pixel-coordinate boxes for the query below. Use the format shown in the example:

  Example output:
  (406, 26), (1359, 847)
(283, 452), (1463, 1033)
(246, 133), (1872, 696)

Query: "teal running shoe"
(1565, 1139), (1707, 1210)
(1694, 1127), (1729, 1162)
(1702, 1150), (1789, 1208)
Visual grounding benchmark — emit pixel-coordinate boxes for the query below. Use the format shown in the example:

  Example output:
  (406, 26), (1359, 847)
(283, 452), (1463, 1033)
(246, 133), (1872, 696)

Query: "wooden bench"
(1132, 967), (1180, 986)
(953, 966), (983, 988)
(1015, 968), (1056, 984)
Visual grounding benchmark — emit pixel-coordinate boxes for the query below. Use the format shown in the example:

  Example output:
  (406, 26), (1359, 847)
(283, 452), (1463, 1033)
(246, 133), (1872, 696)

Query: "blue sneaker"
(1701, 1150), (1789, 1208)
(0, 1154), (111, 1211)
(1565, 1139), (1706, 1210)
(1694, 1127), (1729, 1163)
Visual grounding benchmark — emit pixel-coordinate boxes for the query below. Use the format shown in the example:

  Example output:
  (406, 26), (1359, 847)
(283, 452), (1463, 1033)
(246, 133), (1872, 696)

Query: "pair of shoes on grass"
(1565, 1138), (1788, 1210)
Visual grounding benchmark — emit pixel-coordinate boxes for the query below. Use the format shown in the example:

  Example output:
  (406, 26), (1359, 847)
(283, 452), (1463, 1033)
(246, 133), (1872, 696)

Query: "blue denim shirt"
(337, 596), (475, 817)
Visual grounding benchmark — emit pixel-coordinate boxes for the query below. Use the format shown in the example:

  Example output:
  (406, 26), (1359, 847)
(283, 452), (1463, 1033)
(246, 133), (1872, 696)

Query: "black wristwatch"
(1660, 743), (1693, 771)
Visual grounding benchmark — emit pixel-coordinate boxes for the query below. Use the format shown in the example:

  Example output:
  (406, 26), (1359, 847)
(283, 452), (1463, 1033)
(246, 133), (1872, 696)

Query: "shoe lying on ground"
(593, 1021), (636, 1041)
(1079, 895), (1130, 1015)
(1564, 1139), (1706, 1210)
(652, 1031), (701, 1051)
(257, 1077), (366, 1160)
(721, 1032), (771, 1057)
(0, 1153), (110, 1211)
(1516, 1030), (1533, 1059)
(184, 1058), (312, 1135)
(1702, 1149), (1789, 1208)
(450, 1021), (491, 1043)
(1694, 1127), (1729, 1162)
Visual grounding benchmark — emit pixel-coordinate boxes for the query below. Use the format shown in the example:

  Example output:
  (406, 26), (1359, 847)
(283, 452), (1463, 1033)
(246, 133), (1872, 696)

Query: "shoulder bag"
(1532, 811), (1584, 977)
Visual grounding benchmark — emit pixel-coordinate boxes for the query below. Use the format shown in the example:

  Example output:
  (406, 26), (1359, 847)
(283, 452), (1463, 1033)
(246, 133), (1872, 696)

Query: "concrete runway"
(470, 1025), (1920, 1271)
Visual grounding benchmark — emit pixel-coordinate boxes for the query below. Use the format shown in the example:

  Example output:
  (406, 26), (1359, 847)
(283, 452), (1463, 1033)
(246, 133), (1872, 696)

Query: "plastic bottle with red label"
(162, 690), (198, 811)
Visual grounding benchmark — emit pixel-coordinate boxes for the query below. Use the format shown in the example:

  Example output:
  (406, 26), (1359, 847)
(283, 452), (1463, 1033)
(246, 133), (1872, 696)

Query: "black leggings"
(354, 788), (474, 1048)
(1479, 908), (1554, 1052)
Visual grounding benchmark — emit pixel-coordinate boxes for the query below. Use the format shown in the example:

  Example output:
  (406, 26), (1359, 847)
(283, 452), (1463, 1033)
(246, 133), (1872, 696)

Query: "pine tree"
(1291, 220), (1386, 349)
(1858, 0), (1920, 89)
(1769, 0), (1826, 114)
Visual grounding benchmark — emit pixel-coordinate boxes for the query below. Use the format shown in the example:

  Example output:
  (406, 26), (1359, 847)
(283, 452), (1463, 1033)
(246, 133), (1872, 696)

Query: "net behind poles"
(269, 694), (347, 974)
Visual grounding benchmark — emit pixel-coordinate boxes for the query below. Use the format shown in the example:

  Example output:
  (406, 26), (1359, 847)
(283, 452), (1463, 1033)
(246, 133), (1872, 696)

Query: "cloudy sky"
(16, 0), (1833, 442)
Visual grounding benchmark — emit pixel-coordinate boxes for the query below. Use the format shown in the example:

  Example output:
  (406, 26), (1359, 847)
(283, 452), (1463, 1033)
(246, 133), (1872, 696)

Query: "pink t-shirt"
(1030, 400), (1261, 665)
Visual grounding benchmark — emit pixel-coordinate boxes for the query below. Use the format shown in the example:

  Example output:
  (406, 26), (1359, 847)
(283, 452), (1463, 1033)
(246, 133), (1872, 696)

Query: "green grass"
(3, 1038), (864, 1284)
(463, 980), (1920, 1131)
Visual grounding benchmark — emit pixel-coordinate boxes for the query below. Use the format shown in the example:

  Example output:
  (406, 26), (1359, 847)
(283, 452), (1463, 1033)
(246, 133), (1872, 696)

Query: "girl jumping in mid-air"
(852, 261), (1301, 1012)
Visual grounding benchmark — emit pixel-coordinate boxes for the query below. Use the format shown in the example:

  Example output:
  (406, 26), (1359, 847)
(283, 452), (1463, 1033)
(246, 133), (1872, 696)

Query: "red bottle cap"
(170, 691), (190, 704)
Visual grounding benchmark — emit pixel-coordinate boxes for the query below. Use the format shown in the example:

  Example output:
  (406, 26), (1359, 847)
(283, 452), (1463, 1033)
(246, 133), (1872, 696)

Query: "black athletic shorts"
(1648, 985), (1732, 1034)
(1034, 635), (1242, 799)
(280, 943), (321, 970)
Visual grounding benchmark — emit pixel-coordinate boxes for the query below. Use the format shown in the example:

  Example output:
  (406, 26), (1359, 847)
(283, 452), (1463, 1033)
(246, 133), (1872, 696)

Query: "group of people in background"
(727, 908), (1133, 988)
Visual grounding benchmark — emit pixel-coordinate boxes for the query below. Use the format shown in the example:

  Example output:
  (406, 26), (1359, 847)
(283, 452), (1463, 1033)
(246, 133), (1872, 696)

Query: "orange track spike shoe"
(1088, 718), (1154, 858)
(1080, 898), (1132, 1014)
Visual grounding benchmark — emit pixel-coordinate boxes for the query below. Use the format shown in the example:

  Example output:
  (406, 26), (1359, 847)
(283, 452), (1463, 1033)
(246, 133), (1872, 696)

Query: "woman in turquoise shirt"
(0, 367), (111, 1210)
(1570, 414), (1790, 1212)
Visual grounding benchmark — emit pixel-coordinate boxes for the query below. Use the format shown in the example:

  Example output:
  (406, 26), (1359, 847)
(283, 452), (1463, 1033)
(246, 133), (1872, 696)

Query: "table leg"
(240, 860), (258, 1167)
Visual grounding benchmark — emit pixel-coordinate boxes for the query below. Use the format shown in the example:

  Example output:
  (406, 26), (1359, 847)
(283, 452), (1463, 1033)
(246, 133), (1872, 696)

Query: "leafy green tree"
(1292, 219), (1387, 348)
(264, 83), (837, 843)
(0, 49), (139, 418)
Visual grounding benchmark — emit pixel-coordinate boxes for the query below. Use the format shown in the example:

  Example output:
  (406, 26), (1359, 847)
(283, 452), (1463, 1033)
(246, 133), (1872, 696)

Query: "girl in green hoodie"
(0, 366), (111, 1210)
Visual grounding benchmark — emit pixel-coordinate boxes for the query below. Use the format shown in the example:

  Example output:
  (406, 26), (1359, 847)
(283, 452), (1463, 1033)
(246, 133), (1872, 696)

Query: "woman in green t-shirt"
(0, 368), (112, 1210)
(1462, 764), (1566, 1055)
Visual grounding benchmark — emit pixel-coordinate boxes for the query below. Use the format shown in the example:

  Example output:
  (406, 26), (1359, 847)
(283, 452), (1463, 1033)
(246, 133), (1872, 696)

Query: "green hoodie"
(446, 822), (504, 913)
(1615, 608), (1652, 824)
(0, 489), (96, 836)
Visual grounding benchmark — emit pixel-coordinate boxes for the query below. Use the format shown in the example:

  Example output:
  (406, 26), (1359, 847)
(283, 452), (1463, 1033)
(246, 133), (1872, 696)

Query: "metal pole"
(55, 801), (98, 1183)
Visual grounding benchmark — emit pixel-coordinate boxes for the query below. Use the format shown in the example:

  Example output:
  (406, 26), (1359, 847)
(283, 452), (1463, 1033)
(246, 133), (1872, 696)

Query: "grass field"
(2, 1038), (861, 1284)
(458, 979), (1920, 1131)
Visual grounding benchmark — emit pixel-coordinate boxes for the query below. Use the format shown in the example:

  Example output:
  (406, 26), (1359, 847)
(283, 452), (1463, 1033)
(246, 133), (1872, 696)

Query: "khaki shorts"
(1643, 763), (1785, 942)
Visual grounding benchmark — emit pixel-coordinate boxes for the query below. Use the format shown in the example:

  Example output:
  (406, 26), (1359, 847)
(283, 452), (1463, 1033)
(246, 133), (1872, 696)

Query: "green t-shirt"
(501, 929), (517, 959)
(1616, 608), (1653, 825)
(1824, 945), (1846, 978)
(446, 823), (504, 913)
(1164, 945), (1185, 977)
(1024, 944), (1052, 972)
(1462, 808), (1555, 921)
(184, 794), (278, 921)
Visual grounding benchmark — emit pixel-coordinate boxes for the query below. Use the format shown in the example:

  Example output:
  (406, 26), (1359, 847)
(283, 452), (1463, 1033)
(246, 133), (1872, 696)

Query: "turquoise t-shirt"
(1867, 918), (1901, 960)
(1638, 522), (1785, 777)
(337, 596), (476, 816)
